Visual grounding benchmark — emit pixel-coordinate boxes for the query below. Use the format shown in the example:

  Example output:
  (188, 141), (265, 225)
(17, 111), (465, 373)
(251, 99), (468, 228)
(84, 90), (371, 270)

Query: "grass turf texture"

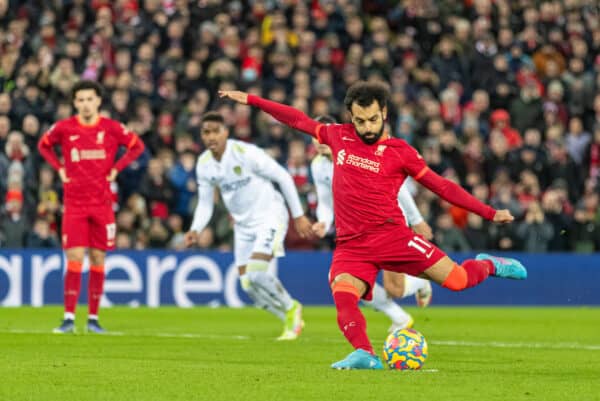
(1, 307), (599, 401)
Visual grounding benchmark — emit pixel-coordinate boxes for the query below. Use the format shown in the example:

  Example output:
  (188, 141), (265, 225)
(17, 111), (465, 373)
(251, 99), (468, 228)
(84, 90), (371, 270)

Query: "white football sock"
(364, 283), (412, 325)
(402, 275), (429, 298)
(246, 270), (294, 312)
(240, 274), (285, 321)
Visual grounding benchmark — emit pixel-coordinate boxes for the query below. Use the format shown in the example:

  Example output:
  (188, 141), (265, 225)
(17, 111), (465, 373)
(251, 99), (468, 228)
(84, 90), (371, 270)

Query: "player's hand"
(106, 168), (118, 182)
(294, 216), (314, 239)
(312, 222), (327, 238)
(412, 221), (433, 240)
(493, 209), (514, 224)
(183, 231), (199, 248)
(58, 167), (70, 183)
(218, 90), (248, 105)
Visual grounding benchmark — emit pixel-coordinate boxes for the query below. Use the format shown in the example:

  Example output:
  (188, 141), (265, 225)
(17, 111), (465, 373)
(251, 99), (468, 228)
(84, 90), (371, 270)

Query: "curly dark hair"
(343, 81), (390, 112)
(71, 80), (104, 101)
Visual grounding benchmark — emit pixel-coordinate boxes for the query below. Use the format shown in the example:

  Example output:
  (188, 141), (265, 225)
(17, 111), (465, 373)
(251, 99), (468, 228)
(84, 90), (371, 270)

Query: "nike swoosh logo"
(69, 135), (79, 141)
(426, 249), (434, 258)
(342, 136), (355, 141)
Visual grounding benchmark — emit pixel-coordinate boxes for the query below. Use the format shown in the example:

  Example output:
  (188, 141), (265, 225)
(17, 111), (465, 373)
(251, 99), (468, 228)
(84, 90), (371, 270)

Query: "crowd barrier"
(1, 250), (598, 306)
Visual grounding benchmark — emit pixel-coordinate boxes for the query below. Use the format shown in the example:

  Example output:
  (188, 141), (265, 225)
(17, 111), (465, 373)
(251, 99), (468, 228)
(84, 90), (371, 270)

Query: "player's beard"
(356, 124), (385, 145)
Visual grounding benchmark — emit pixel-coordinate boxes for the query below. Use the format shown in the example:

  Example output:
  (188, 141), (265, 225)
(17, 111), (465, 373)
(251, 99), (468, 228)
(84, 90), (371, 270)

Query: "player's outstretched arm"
(415, 168), (513, 224)
(219, 90), (321, 138)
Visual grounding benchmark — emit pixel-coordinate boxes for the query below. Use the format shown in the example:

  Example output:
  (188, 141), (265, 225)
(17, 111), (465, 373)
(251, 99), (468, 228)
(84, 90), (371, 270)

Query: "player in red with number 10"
(38, 80), (145, 334)
(220, 81), (527, 370)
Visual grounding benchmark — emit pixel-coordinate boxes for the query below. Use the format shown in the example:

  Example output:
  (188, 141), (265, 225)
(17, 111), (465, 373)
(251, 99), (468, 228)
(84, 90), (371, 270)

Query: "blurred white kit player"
(187, 113), (311, 340)
(311, 144), (432, 332)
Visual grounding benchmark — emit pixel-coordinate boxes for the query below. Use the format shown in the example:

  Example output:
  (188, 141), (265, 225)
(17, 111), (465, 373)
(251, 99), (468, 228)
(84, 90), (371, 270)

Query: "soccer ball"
(382, 328), (428, 370)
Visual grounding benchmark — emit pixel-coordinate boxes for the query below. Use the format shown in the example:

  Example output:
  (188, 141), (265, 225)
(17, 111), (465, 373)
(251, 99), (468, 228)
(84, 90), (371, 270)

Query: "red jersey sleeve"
(111, 121), (145, 172)
(398, 142), (496, 220)
(247, 94), (321, 138)
(37, 122), (64, 171)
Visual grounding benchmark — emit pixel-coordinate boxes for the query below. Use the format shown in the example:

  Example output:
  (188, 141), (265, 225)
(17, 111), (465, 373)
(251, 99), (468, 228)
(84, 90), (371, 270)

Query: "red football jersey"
(247, 94), (496, 242)
(317, 124), (425, 241)
(39, 116), (143, 208)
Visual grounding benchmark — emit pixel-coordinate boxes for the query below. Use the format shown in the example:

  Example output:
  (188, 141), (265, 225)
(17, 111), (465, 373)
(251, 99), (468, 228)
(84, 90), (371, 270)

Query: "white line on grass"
(2, 329), (599, 351)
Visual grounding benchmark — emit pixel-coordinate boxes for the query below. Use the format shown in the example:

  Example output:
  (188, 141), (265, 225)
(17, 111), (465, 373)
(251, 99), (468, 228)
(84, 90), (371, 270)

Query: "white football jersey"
(190, 139), (304, 231)
(310, 154), (423, 232)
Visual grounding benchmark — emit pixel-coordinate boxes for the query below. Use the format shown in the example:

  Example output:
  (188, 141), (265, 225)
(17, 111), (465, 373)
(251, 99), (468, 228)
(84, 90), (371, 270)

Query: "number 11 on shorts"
(408, 236), (434, 258)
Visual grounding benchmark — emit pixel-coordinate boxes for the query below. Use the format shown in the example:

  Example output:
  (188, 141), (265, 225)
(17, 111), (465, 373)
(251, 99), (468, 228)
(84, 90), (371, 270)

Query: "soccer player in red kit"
(219, 82), (527, 369)
(38, 80), (145, 333)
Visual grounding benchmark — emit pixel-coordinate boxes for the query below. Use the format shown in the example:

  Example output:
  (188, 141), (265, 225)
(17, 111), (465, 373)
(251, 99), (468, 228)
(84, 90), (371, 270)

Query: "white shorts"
(233, 205), (289, 267)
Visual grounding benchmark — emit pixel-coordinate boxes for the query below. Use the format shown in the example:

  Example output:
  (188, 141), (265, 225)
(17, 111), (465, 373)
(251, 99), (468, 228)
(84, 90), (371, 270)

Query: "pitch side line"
(2, 329), (600, 351)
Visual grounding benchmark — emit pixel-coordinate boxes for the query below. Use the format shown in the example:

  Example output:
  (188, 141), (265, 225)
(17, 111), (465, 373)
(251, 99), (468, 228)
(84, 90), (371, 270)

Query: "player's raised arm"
(219, 90), (322, 139)
(400, 145), (511, 224)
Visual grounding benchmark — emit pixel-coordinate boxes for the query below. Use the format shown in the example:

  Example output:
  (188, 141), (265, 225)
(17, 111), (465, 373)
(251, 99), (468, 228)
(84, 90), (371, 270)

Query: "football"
(382, 328), (428, 370)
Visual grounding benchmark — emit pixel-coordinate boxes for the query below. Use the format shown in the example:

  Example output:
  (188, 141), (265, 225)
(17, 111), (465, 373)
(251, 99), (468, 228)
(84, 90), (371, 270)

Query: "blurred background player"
(311, 115), (432, 332)
(37, 80), (145, 333)
(184, 112), (312, 340)
(219, 83), (526, 369)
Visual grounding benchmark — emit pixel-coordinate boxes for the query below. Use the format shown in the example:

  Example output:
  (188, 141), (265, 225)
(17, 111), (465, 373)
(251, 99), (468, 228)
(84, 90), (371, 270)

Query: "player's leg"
(87, 248), (107, 333)
(244, 252), (302, 340)
(329, 271), (383, 370)
(383, 271), (432, 308)
(424, 255), (526, 291)
(86, 206), (116, 333)
(238, 264), (285, 321)
(234, 225), (298, 337)
(362, 280), (414, 332)
(246, 208), (304, 340)
(53, 210), (89, 333)
(383, 230), (526, 292)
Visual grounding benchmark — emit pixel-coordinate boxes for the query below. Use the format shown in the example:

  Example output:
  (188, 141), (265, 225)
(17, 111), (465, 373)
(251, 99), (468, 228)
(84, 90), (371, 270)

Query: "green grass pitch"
(1, 306), (599, 401)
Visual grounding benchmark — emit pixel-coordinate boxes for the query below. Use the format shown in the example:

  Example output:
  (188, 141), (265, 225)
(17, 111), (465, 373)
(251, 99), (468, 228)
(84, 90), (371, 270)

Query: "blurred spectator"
(464, 213), (492, 251)
(571, 193), (600, 253)
(565, 116), (591, 166)
(0, 189), (28, 248)
(516, 201), (554, 252)
(433, 213), (470, 252)
(25, 218), (59, 248)
(168, 151), (196, 224)
(541, 189), (572, 252)
(139, 158), (175, 220)
(489, 109), (522, 150)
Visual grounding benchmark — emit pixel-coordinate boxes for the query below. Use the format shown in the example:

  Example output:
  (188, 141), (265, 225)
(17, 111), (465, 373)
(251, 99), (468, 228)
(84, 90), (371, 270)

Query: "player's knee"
(441, 264), (468, 291)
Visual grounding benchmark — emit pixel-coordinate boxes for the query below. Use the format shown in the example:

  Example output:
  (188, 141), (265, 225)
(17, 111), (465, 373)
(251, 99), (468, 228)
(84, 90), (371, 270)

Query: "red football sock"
(64, 260), (83, 315)
(442, 260), (494, 291)
(332, 282), (374, 354)
(88, 265), (105, 318)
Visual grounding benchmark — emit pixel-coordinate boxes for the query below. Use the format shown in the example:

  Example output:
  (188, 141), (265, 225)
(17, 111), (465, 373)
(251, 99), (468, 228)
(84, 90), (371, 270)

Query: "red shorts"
(329, 223), (446, 300)
(62, 204), (116, 250)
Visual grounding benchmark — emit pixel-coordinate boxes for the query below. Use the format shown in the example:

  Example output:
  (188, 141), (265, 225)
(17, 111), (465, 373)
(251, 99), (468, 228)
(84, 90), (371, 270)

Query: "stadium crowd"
(1, 0), (600, 252)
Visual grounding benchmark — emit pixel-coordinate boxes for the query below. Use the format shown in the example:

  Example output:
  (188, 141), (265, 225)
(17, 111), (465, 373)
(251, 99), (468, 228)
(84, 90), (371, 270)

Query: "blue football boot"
(86, 319), (106, 334)
(331, 349), (384, 370)
(53, 319), (75, 334)
(476, 253), (527, 280)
